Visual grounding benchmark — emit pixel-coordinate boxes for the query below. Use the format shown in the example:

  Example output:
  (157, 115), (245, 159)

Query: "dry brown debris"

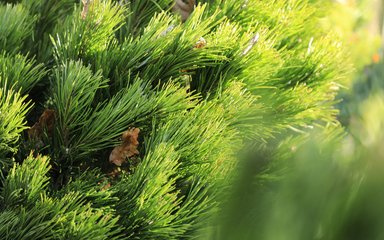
(28, 109), (55, 140)
(109, 127), (140, 166)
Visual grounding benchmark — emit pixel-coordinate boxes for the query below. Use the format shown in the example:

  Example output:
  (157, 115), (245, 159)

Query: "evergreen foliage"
(210, 94), (384, 240)
(0, 0), (351, 239)
(0, 52), (46, 93)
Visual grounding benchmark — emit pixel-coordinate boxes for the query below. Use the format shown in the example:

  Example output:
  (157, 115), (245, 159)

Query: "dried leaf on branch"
(28, 109), (55, 140)
(109, 127), (140, 166)
(173, 0), (196, 22)
(81, 0), (92, 19)
(194, 37), (207, 49)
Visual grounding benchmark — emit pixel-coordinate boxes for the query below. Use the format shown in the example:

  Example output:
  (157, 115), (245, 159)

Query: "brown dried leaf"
(101, 182), (111, 191)
(109, 127), (140, 166)
(194, 37), (207, 49)
(28, 109), (55, 140)
(97, 179), (111, 191)
(81, 0), (92, 20)
(172, 0), (196, 22)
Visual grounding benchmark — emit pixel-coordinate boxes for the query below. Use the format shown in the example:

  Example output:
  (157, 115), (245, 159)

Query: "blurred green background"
(204, 1), (384, 239)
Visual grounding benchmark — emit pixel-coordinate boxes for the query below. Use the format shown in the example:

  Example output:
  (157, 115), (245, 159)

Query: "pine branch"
(74, 79), (195, 159)
(20, 0), (77, 62)
(51, 0), (126, 62)
(114, 143), (182, 239)
(117, 0), (174, 39)
(0, 52), (46, 94)
(0, 154), (123, 239)
(51, 60), (107, 148)
(94, 6), (227, 88)
(0, 88), (31, 157)
(0, 154), (50, 208)
(0, 3), (35, 54)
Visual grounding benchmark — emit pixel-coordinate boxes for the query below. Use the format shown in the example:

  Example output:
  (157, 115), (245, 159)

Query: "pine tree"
(0, 0), (350, 239)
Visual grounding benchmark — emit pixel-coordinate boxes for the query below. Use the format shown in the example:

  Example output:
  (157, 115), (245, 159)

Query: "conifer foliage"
(0, 0), (348, 239)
